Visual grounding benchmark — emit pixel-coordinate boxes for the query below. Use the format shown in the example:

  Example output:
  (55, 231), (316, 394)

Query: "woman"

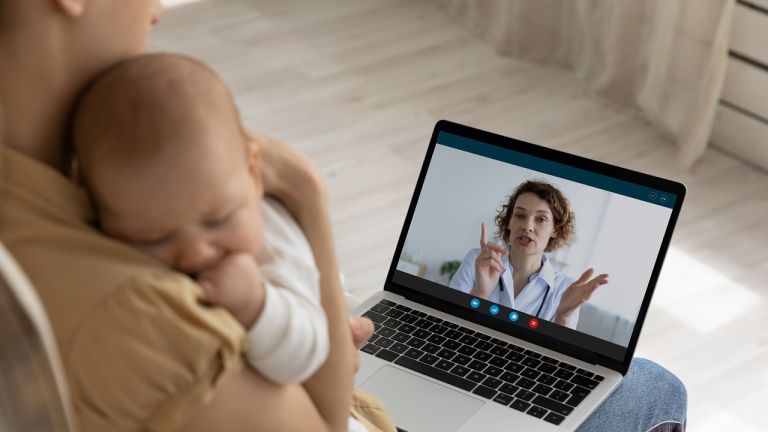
(0, 1), (390, 431)
(0, 1), (685, 431)
(450, 180), (608, 328)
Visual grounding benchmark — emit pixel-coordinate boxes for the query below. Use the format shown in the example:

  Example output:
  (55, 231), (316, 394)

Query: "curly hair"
(495, 180), (575, 252)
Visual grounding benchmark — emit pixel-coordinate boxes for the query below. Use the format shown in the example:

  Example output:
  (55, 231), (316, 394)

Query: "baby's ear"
(53, 0), (87, 17)
(246, 136), (261, 172)
(244, 132), (263, 192)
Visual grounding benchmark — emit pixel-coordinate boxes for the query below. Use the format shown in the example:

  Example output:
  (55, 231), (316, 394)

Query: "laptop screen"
(388, 123), (684, 370)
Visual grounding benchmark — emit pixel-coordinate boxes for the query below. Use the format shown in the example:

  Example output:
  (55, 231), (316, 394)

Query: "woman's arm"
(251, 132), (355, 428)
(291, 182), (356, 431)
(471, 223), (507, 298)
(181, 317), (373, 432)
(179, 368), (331, 431)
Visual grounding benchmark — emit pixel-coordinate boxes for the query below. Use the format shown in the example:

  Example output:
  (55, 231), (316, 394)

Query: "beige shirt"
(0, 147), (244, 431)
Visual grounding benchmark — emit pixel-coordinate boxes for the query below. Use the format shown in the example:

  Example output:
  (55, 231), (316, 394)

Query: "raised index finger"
(480, 222), (487, 248)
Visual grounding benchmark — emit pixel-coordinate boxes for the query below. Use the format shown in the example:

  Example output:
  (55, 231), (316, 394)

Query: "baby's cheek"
(234, 214), (264, 255)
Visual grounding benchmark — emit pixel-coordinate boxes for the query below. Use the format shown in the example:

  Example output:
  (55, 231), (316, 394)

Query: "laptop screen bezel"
(382, 120), (686, 375)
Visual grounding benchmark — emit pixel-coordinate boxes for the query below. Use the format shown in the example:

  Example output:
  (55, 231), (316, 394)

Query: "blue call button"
(470, 298), (481, 309)
(489, 304), (500, 315)
(509, 311), (519, 322)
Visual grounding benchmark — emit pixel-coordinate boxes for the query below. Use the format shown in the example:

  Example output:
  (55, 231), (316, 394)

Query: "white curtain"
(436, 0), (735, 168)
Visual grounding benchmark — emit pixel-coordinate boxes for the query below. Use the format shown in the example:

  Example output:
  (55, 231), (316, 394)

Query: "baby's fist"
(198, 253), (265, 328)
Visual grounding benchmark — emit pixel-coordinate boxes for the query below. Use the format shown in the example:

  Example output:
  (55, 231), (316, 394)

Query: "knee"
(634, 358), (687, 418)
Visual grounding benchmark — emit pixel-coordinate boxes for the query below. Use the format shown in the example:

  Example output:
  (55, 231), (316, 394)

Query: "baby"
(70, 53), (328, 384)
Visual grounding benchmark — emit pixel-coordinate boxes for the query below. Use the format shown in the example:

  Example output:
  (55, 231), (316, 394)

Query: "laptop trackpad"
(359, 365), (484, 432)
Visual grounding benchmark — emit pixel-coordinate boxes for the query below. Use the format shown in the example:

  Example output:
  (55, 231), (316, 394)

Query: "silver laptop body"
(352, 121), (685, 431)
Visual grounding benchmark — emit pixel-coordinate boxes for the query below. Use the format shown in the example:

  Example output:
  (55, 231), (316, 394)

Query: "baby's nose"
(176, 242), (222, 274)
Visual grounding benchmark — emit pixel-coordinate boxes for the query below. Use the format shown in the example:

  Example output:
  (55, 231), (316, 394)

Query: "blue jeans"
(578, 358), (687, 432)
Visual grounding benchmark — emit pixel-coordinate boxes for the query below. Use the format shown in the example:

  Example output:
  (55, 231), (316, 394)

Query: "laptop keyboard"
(361, 299), (604, 426)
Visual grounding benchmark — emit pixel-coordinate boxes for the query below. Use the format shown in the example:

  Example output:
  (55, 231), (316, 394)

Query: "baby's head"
(73, 53), (263, 276)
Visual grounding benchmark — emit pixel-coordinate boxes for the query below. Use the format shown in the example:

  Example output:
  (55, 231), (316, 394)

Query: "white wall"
(584, 194), (672, 320)
(400, 144), (672, 323)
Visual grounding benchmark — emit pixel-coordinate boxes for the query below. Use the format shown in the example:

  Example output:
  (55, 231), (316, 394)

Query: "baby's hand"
(197, 253), (265, 329)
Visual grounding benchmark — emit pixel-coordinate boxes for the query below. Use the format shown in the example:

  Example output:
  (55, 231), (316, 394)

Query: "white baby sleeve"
(244, 198), (329, 384)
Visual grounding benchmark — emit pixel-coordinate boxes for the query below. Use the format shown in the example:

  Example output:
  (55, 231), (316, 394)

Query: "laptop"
(352, 120), (685, 431)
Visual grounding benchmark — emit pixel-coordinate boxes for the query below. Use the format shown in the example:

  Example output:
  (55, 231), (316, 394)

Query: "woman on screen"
(448, 180), (608, 328)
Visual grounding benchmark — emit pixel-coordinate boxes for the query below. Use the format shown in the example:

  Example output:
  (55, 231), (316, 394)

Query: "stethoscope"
(498, 270), (551, 318)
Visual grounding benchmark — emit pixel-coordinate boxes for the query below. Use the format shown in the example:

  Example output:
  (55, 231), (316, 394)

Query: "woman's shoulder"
(552, 270), (576, 292)
(464, 248), (482, 260)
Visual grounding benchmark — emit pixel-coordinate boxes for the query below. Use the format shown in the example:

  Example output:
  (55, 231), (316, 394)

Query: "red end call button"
(528, 318), (539, 329)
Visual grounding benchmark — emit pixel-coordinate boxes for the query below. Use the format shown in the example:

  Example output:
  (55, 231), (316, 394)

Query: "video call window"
(396, 142), (674, 348)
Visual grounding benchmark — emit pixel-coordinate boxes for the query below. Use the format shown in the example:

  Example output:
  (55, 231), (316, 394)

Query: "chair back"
(0, 244), (73, 432)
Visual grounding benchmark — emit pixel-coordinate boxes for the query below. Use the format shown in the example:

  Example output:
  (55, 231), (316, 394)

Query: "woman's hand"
(349, 316), (374, 373)
(472, 223), (508, 298)
(554, 268), (608, 326)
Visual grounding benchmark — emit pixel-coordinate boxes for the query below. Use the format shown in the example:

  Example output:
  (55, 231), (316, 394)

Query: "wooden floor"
(154, 1), (768, 430)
